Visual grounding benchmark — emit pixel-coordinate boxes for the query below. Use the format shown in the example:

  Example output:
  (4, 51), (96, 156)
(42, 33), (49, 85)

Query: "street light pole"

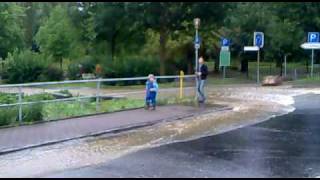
(195, 28), (199, 74)
(194, 18), (200, 101)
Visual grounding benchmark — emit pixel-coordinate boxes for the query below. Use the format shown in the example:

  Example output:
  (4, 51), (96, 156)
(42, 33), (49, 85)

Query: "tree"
(94, 2), (143, 62)
(35, 5), (77, 70)
(267, 4), (304, 76)
(0, 3), (26, 59)
(224, 3), (272, 74)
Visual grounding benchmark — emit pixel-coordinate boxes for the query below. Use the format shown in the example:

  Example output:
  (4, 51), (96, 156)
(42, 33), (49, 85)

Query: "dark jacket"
(200, 64), (208, 80)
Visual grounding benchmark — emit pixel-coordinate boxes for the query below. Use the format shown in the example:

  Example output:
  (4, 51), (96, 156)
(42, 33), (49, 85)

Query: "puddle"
(0, 86), (317, 177)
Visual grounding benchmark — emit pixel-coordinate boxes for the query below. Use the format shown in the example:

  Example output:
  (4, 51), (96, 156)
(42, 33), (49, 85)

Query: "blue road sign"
(221, 38), (230, 46)
(195, 35), (201, 45)
(254, 32), (264, 48)
(308, 32), (320, 43)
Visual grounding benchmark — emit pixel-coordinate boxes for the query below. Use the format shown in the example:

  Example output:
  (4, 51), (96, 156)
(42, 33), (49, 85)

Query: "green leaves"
(35, 5), (76, 66)
(0, 3), (25, 58)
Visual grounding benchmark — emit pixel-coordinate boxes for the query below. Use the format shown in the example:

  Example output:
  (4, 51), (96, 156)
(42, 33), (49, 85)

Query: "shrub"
(0, 92), (17, 104)
(102, 56), (159, 86)
(21, 93), (54, 123)
(24, 93), (55, 102)
(4, 49), (48, 83)
(0, 93), (55, 126)
(39, 65), (64, 82)
(0, 107), (18, 126)
(67, 63), (81, 80)
(79, 55), (96, 74)
(22, 104), (43, 123)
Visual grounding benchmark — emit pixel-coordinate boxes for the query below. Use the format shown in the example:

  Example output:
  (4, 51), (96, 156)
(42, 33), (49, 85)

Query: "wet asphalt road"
(44, 94), (320, 178)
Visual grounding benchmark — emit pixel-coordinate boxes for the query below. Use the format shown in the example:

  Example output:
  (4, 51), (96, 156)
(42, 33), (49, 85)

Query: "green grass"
(43, 98), (145, 121)
(289, 76), (320, 87)
(42, 96), (196, 121)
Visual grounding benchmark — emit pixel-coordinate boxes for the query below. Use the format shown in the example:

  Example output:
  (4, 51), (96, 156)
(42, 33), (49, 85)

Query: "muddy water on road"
(0, 86), (318, 178)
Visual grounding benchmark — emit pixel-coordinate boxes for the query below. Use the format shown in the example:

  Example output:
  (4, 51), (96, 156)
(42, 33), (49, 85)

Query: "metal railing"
(0, 74), (196, 124)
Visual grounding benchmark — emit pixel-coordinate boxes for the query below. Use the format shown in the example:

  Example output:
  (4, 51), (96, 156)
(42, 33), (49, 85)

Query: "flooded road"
(42, 93), (320, 178)
(0, 86), (319, 178)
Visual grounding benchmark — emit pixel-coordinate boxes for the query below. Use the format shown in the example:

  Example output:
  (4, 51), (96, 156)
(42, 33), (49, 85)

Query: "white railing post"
(96, 79), (101, 112)
(18, 86), (23, 123)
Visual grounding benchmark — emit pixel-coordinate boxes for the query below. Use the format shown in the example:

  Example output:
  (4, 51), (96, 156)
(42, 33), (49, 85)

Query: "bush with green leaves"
(22, 104), (43, 123)
(39, 65), (64, 82)
(79, 55), (96, 74)
(0, 107), (18, 126)
(4, 49), (48, 83)
(0, 92), (55, 126)
(67, 63), (81, 80)
(0, 92), (17, 104)
(3, 49), (64, 83)
(102, 56), (159, 86)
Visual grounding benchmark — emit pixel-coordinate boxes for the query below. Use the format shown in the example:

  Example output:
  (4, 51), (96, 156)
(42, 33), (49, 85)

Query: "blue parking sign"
(308, 32), (319, 43)
(221, 38), (229, 46)
(254, 32), (264, 48)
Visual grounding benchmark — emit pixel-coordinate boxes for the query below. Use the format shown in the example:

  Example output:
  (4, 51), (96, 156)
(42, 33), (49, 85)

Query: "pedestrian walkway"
(0, 105), (229, 154)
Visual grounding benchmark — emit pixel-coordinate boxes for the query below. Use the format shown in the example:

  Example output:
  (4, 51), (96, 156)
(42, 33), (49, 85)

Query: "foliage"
(39, 65), (64, 82)
(67, 63), (81, 80)
(0, 92), (54, 126)
(4, 49), (48, 83)
(0, 2), (320, 82)
(102, 56), (159, 85)
(79, 55), (96, 74)
(0, 3), (26, 59)
(0, 107), (18, 126)
(35, 5), (77, 69)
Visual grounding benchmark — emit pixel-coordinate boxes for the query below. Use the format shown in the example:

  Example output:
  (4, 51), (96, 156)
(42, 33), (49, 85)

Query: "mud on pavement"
(0, 85), (319, 177)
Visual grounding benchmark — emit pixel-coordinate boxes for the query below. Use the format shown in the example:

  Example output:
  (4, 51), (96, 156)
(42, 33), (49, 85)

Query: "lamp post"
(194, 18), (200, 100)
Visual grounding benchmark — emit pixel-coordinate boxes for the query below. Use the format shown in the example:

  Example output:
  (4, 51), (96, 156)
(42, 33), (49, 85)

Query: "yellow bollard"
(179, 70), (184, 99)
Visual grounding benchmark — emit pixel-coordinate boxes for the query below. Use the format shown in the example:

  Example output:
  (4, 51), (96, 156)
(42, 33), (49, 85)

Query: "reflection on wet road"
(42, 94), (320, 178)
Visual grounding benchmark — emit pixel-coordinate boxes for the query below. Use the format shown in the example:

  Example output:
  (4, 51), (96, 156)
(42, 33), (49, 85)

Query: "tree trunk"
(280, 59), (283, 76)
(306, 57), (309, 73)
(110, 30), (119, 62)
(25, 2), (34, 49)
(60, 58), (63, 70)
(213, 46), (220, 73)
(188, 61), (193, 74)
(111, 36), (116, 62)
(159, 29), (167, 76)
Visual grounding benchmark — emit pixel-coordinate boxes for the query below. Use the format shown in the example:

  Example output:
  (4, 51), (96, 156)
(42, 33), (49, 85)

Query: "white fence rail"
(0, 75), (196, 124)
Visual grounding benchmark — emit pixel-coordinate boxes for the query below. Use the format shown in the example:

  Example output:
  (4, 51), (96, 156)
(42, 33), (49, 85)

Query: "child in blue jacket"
(145, 74), (159, 110)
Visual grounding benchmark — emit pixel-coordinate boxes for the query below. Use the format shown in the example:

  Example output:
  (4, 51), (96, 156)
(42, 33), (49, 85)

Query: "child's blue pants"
(146, 93), (157, 106)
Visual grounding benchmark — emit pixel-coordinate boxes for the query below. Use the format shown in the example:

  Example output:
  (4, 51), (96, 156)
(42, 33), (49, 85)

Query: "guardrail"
(0, 74), (196, 124)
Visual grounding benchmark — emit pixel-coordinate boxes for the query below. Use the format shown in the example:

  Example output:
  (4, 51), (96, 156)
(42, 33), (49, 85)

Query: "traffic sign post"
(308, 32), (319, 43)
(284, 55), (287, 77)
(244, 46), (260, 83)
(219, 49), (231, 79)
(257, 49), (260, 83)
(301, 32), (320, 77)
(219, 37), (231, 80)
(254, 32), (264, 48)
(311, 49), (314, 77)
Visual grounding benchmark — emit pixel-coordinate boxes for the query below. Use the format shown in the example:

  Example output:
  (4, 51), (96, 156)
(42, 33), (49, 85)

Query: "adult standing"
(196, 57), (208, 103)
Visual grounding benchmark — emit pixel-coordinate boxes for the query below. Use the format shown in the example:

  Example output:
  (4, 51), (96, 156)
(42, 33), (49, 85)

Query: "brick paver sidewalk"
(0, 105), (227, 154)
